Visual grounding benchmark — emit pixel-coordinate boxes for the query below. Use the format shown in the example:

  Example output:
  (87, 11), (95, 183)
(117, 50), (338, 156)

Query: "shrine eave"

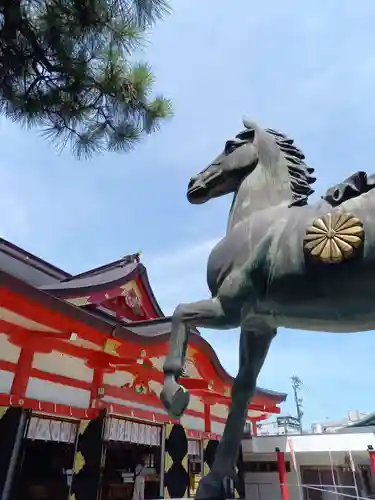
(0, 239), (164, 317)
(40, 261), (164, 317)
(0, 269), (286, 405)
(0, 239), (69, 284)
(40, 261), (140, 295)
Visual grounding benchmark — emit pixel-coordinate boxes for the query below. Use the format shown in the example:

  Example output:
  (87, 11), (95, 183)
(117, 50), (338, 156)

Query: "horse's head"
(187, 119), (260, 204)
(187, 118), (316, 208)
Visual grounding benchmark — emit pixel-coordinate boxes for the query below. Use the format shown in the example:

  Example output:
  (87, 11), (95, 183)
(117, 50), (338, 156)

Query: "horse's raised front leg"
(161, 298), (240, 418)
(195, 323), (276, 500)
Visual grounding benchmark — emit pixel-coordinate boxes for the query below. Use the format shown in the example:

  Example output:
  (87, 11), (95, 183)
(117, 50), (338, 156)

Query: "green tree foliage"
(0, 0), (172, 158)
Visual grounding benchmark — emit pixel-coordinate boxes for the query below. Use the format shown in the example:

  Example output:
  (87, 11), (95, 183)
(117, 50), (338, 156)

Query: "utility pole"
(291, 375), (304, 433)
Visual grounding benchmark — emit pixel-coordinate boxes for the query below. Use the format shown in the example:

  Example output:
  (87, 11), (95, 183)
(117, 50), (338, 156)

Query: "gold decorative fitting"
(73, 451), (86, 474)
(0, 407), (8, 420)
(134, 384), (148, 395)
(78, 420), (89, 435)
(304, 212), (364, 264)
(103, 338), (121, 356)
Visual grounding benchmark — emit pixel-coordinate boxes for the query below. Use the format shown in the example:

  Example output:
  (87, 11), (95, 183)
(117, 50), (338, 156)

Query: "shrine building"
(0, 238), (286, 500)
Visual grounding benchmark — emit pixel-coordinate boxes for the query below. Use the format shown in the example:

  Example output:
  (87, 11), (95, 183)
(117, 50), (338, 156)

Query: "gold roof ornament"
(304, 212), (364, 264)
(103, 338), (121, 356)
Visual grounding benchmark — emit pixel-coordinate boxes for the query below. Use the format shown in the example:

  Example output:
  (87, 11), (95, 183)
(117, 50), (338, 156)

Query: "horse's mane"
(265, 128), (316, 207)
(258, 126), (375, 207)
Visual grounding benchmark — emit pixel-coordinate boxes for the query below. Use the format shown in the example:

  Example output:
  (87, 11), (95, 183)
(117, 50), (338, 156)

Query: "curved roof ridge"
(62, 253), (141, 282)
(0, 238), (70, 282)
(39, 261), (139, 294)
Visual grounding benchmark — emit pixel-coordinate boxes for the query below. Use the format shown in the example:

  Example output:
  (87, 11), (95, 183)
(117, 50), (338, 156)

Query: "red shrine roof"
(0, 238), (287, 406)
(40, 255), (163, 316)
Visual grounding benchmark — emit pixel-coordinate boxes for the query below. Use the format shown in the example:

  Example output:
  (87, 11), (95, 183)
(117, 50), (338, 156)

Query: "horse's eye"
(224, 141), (237, 155)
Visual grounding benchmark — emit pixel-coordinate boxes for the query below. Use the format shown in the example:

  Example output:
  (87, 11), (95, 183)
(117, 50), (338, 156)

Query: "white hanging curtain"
(27, 417), (77, 443)
(105, 417), (161, 446)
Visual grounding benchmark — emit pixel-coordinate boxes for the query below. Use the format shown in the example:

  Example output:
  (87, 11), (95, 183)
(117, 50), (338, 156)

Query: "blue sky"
(2, 0), (375, 427)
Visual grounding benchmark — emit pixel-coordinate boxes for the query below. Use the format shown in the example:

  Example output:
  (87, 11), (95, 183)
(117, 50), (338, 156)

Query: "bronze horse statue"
(160, 118), (375, 499)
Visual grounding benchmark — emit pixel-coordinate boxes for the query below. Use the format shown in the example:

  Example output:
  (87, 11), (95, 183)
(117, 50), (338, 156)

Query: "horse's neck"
(226, 162), (293, 233)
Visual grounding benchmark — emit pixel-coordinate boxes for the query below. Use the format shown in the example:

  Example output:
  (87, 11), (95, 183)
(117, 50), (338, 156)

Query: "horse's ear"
(239, 118), (256, 141)
(237, 128), (255, 142)
(243, 118), (257, 130)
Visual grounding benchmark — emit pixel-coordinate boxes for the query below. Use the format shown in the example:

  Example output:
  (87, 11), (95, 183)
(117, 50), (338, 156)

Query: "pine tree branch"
(0, 0), (172, 158)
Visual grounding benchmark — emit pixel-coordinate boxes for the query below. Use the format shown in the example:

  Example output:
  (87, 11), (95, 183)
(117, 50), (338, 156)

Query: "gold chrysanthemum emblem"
(304, 212), (364, 264)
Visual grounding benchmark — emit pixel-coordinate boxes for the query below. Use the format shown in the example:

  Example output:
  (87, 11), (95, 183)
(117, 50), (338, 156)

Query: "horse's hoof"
(160, 378), (190, 418)
(195, 474), (225, 500)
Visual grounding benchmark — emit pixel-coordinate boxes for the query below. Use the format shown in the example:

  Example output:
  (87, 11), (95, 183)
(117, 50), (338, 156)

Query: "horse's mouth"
(187, 183), (209, 204)
(187, 171), (223, 204)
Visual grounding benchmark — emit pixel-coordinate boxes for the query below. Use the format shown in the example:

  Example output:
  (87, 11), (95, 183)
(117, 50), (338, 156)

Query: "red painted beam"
(0, 393), (97, 419)
(29, 367), (92, 391)
(180, 378), (209, 390)
(0, 359), (17, 372)
(0, 288), (105, 347)
(250, 404), (281, 414)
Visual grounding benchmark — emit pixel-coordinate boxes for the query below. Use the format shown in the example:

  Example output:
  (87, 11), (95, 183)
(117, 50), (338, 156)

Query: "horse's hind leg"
(161, 298), (239, 418)
(195, 324), (276, 500)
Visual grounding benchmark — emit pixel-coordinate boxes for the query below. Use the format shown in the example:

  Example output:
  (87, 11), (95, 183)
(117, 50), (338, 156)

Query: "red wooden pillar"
(251, 419), (258, 436)
(11, 346), (34, 397)
(276, 447), (289, 500)
(368, 446), (375, 477)
(204, 403), (211, 433)
(89, 368), (104, 407)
